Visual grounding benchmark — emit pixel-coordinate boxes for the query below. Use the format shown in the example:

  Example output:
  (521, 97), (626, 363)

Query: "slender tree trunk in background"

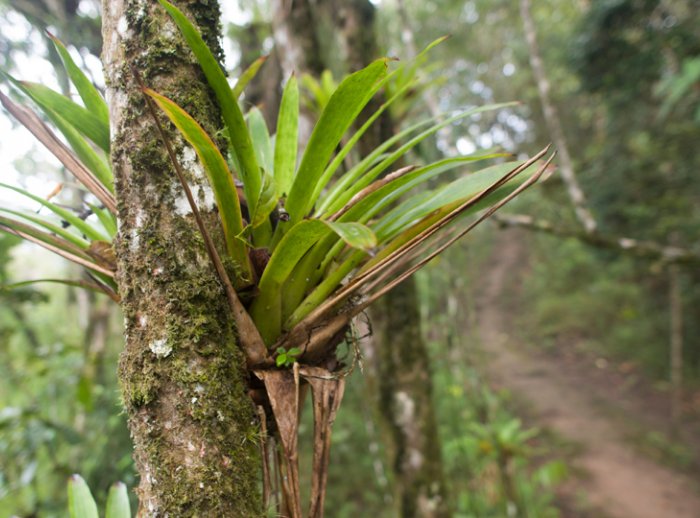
(336, 2), (448, 515)
(520, 0), (597, 234)
(394, 0), (456, 155)
(102, 1), (261, 515)
(270, 1), (448, 515)
(372, 282), (449, 517)
(270, 0), (324, 145)
(669, 264), (683, 423)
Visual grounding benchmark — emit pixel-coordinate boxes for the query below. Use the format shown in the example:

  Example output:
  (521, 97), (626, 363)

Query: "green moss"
(111, 1), (262, 514)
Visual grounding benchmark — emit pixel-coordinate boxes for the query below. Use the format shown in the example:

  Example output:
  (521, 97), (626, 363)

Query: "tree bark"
(237, 20), (283, 129)
(269, 2), (449, 514)
(102, 1), (261, 515)
(372, 282), (449, 518)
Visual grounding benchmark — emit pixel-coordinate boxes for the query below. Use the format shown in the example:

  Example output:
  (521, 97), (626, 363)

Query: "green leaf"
(282, 59), (389, 227)
(7, 77), (110, 152)
(325, 221), (377, 250)
(249, 219), (376, 344)
(145, 89), (249, 269)
(248, 106), (273, 174)
(48, 111), (113, 191)
(0, 208), (90, 249)
(374, 160), (533, 240)
(286, 158), (520, 327)
(88, 203), (118, 237)
(3, 278), (113, 295)
(308, 79), (413, 207)
(338, 154), (504, 229)
(323, 103), (515, 216)
(159, 0), (262, 217)
(0, 214), (89, 257)
(67, 475), (99, 518)
(0, 183), (109, 242)
(48, 33), (109, 127)
(280, 154), (499, 323)
(0, 215), (114, 278)
(274, 75), (299, 198)
(286, 250), (366, 328)
(232, 55), (268, 99)
(250, 170), (278, 229)
(315, 115), (438, 215)
(106, 482), (131, 518)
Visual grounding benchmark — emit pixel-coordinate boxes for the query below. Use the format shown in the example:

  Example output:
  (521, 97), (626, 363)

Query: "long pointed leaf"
(88, 203), (118, 238)
(281, 155), (500, 322)
(4, 278), (119, 301)
(249, 219), (376, 345)
(0, 207), (90, 248)
(324, 103), (516, 216)
(315, 115), (438, 215)
(0, 183), (109, 242)
(308, 78), (414, 207)
(233, 55), (269, 99)
(373, 160), (532, 240)
(283, 59), (389, 227)
(67, 475), (99, 518)
(0, 215), (114, 277)
(274, 74), (299, 198)
(159, 0), (262, 217)
(0, 91), (116, 213)
(145, 89), (248, 267)
(7, 77), (110, 152)
(48, 33), (109, 126)
(248, 106), (274, 174)
(48, 110), (113, 191)
(106, 482), (131, 518)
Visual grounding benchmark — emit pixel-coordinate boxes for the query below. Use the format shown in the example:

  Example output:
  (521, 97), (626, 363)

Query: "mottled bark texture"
(372, 282), (449, 518)
(102, 1), (261, 515)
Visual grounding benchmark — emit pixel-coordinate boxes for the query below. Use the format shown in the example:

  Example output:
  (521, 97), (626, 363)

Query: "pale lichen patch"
(149, 338), (172, 358)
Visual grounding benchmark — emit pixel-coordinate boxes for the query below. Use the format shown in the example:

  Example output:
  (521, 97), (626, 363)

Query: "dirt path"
(475, 229), (700, 518)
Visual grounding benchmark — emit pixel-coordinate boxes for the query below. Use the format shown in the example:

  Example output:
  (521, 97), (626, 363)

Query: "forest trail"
(475, 229), (700, 518)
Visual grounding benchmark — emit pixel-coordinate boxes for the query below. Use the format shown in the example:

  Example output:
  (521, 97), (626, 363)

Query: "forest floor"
(473, 228), (700, 518)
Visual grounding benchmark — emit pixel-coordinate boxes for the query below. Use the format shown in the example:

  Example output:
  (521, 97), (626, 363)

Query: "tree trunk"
(520, 0), (597, 233)
(102, 1), (261, 515)
(372, 282), (449, 517)
(270, 3), (448, 514)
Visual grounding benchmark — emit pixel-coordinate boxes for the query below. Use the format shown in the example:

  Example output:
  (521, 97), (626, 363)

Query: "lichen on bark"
(102, 0), (262, 515)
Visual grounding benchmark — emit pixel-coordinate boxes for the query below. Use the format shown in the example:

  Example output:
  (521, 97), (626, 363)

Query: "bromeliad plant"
(0, 1), (553, 515)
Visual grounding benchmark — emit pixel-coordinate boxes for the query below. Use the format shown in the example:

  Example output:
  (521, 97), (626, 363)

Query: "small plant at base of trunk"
(276, 346), (302, 368)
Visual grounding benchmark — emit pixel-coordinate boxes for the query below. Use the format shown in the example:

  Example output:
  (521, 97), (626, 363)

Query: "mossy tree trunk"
(270, 1), (448, 515)
(102, 1), (261, 515)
